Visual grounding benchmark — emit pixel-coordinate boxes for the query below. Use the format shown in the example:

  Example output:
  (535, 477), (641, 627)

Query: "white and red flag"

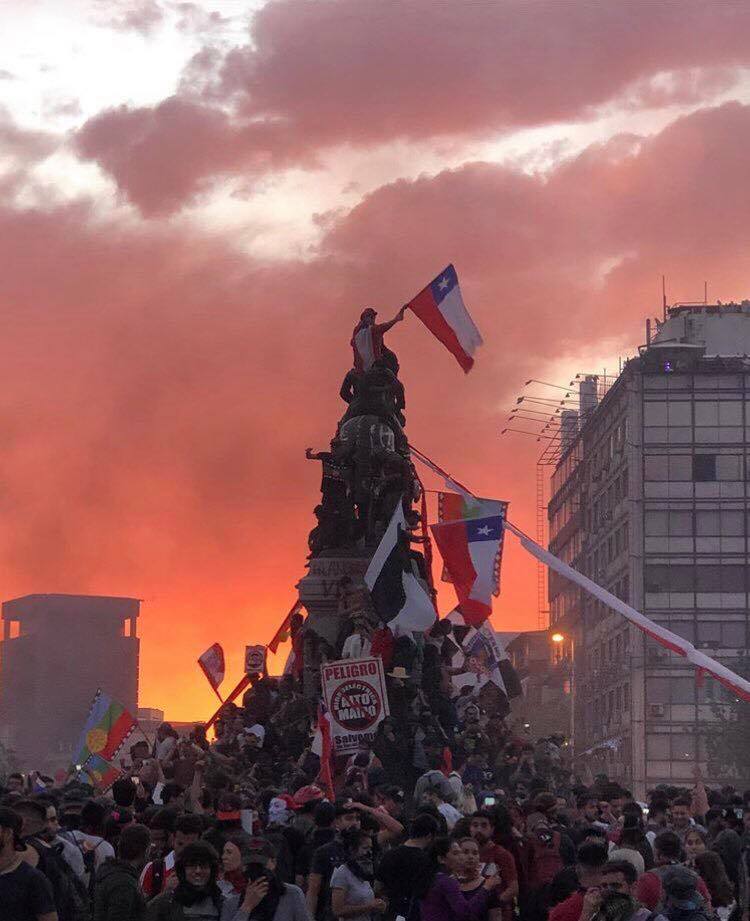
(406, 265), (482, 372)
(197, 643), (225, 702)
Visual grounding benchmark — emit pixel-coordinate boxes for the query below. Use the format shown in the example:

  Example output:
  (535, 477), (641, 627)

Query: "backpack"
(29, 838), (92, 921)
(526, 827), (563, 889)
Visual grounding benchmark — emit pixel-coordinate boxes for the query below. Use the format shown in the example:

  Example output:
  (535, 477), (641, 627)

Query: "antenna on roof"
(662, 275), (667, 321)
(704, 281), (708, 305)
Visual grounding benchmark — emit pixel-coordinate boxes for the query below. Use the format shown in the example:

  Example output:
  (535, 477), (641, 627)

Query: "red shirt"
(479, 842), (517, 890)
(636, 869), (712, 911)
(549, 891), (584, 921)
(480, 842), (517, 921)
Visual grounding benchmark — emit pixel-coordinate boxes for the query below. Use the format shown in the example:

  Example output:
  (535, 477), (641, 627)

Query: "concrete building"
(506, 630), (572, 739)
(548, 302), (750, 796)
(0, 594), (140, 770)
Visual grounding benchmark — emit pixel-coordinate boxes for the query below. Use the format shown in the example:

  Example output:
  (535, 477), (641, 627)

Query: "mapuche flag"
(406, 264), (483, 372)
(72, 690), (137, 767)
(431, 513), (506, 626)
(82, 753), (122, 792)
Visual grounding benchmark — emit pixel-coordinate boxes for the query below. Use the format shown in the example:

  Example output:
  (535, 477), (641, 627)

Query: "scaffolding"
(502, 371), (622, 631)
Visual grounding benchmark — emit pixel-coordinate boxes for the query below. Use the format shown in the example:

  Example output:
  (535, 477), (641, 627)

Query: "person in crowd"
(420, 836), (499, 921)
(15, 797), (91, 921)
(468, 811), (518, 911)
(658, 866), (713, 921)
(635, 831), (712, 911)
(457, 836), (486, 898)
(141, 812), (205, 900)
(60, 800), (115, 884)
(613, 804), (654, 872)
(306, 802), (362, 920)
(0, 806), (58, 921)
(693, 851), (735, 920)
(548, 842), (609, 921)
(224, 837), (310, 921)
(146, 840), (228, 920)
(683, 830), (707, 867)
(330, 828), (384, 921)
(646, 800), (669, 844)
(580, 860), (651, 921)
(154, 724), (180, 763)
(572, 798), (607, 840)
(35, 796), (85, 882)
(422, 787), (462, 832)
(375, 814), (439, 921)
(94, 822), (151, 921)
(712, 828), (744, 892)
(220, 837), (251, 898)
(668, 798), (705, 842)
(7, 773), (27, 794)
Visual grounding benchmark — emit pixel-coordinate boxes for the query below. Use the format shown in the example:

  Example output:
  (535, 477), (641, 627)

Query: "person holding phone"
(468, 812), (518, 920)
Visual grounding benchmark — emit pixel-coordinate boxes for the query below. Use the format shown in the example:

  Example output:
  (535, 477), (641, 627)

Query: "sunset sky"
(2, 0), (750, 720)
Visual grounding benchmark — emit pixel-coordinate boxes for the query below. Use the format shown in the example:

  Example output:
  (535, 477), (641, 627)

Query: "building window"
(646, 734), (670, 759)
(693, 455), (716, 481)
(646, 454), (692, 480)
(695, 563), (745, 593)
(645, 563), (694, 592)
(696, 509), (744, 536)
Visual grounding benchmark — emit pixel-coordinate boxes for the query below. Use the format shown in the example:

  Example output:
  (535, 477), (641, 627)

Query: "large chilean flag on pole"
(431, 514), (505, 625)
(406, 265), (483, 372)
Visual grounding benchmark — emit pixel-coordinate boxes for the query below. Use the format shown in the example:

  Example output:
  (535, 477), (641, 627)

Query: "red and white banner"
(244, 644), (267, 675)
(197, 643), (225, 701)
(505, 520), (750, 702)
(321, 657), (390, 756)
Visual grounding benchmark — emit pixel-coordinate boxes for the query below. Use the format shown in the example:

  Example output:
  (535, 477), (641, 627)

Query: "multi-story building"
(548, 303), (750, 796)
(0, 593), (140, 770)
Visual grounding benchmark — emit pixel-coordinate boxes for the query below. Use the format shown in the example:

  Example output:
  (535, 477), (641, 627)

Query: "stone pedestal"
(296, 555), (371, 707)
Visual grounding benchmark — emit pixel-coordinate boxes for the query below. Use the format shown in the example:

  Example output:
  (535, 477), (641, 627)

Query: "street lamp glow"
(551, 633), (565, 643)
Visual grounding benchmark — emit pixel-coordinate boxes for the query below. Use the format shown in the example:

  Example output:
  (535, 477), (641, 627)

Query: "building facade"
(0, 593), (140, 770)
(548, 303), (750, 796)
(506, 630), (572, 740)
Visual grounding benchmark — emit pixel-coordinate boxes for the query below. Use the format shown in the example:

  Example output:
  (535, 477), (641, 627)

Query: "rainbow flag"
(437, 492), (508, 596)
(82, 753), (122, 792)
(72, 689), (137, 767)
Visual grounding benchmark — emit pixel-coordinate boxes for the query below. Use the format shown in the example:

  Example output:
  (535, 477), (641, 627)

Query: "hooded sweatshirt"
(94, 859), (147, 921)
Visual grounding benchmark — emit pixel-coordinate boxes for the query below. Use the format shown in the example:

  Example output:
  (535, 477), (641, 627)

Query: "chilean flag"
(431, 514), (504, 625)
(406, 265), (482, 372)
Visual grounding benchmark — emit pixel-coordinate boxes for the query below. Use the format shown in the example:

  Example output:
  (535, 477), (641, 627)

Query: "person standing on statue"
(351, 307), (406, 372)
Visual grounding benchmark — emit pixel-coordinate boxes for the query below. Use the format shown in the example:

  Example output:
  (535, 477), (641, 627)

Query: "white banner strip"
(504, 519), (750, 702)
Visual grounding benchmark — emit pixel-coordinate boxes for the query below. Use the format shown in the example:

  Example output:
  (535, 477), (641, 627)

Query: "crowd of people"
(2, 671), (749, 921)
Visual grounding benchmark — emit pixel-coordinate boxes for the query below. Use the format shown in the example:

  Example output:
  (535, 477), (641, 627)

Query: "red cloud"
(75, 0), (750, 214)
(5, 101), (750, 716)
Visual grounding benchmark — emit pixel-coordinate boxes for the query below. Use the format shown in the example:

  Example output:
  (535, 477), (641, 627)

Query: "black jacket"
(94, 859), (147, 921)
